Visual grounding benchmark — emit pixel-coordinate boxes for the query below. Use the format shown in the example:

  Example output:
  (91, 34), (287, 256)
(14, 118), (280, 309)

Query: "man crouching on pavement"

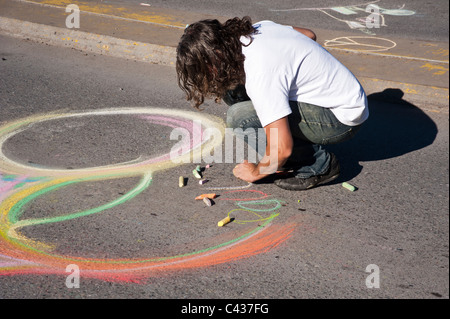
(175, 16), (368, 191)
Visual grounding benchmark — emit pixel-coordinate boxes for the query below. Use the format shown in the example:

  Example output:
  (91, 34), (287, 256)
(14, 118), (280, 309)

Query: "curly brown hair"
(176, 16), (257, 109)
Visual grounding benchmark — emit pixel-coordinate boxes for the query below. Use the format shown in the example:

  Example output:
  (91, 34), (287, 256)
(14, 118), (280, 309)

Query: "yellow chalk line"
(16, 0), (186, 29)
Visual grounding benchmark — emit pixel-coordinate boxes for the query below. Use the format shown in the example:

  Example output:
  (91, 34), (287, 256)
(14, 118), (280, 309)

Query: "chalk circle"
(324, 36), (397, 52)
(227, 208), (279, 225)
(229, 199), (283, 225)
(0, 107), (225, 178)
(236, 199), (283, 212)
(0, 108), (293, 280)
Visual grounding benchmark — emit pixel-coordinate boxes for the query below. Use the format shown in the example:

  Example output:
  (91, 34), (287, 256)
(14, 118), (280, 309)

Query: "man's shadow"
(255, 88), (438, 185)
(326, 88), (438, 182)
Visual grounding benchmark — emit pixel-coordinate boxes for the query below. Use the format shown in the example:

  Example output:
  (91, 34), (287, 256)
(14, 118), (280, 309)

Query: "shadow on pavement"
(328, 88), (439, 182)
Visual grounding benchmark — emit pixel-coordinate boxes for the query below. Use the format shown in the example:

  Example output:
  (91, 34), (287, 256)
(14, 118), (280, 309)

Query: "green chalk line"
(27, 215), (275, 265)
(236, 199), (282, 212)
(9, 173), (153, 228)
(5, 173), (283, 266)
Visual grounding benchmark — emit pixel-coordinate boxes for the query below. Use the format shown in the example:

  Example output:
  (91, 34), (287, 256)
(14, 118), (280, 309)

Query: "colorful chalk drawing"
(0, 108), (295, 283)
(323, 36), (397, 52)
(270, 0), (416, 35)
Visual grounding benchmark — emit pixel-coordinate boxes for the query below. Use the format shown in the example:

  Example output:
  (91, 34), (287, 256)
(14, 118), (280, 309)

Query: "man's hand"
(232, 116), (293, 183)
(233, 160), (259, 183)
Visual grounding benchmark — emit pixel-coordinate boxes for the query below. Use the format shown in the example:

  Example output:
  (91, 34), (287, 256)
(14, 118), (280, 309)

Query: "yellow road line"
(17, 0), (186, 29)
(326, 47), (449, 64)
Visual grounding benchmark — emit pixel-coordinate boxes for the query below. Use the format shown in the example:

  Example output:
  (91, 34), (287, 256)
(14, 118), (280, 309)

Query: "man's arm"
(232, 116), (293, 182)
(292, 26), (317, 41)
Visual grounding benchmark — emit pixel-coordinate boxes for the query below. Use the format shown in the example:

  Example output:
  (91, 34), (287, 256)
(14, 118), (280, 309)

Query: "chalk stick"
(199, 179), (208, 185)
(193, 169), (202, 179)
(342, 182), (357, 191)
(203, 197), (212, 207)
(179, 176), (185, 187)
(218, 216), (231, 227)
(195, 165), (202, 172)
(195, 193), (217, 200)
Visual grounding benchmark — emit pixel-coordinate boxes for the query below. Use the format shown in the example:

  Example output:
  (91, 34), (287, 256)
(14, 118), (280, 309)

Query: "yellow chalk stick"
(203, 197), (212, 207)
(342, 182), (356, 191)
(179, 176), (185, 187)
(218, 216), (231, 227)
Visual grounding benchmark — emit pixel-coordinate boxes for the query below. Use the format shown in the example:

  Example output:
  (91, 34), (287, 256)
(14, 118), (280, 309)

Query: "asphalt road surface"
(0, 34), (448, 302)
(113, 0), (449, 42)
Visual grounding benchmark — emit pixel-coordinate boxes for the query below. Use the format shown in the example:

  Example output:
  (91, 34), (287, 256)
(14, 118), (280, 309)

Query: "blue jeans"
(226, 100), (361, 178)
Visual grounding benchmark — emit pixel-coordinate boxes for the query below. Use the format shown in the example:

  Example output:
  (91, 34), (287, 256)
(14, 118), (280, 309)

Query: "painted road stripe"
(17, 0), (186, 29)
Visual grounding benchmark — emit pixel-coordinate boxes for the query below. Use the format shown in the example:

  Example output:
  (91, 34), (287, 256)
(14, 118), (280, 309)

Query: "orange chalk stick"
(195, 193), (217, 200)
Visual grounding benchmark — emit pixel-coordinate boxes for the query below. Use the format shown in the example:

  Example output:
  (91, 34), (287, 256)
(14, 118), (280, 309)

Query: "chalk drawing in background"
(0, 108), (296, 283)
(270, 0), (416, 35)
(323, 36), (397, 52)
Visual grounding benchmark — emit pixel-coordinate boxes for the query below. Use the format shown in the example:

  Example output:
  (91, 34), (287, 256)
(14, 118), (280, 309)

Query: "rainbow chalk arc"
(0, 108), (295, 283)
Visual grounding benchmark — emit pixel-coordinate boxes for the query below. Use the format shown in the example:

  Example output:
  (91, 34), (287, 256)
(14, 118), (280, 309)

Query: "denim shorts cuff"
(295, 172), (315, 179)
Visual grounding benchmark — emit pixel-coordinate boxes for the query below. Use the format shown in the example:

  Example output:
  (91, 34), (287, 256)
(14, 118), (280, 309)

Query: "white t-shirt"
(241, 20), (369, 127)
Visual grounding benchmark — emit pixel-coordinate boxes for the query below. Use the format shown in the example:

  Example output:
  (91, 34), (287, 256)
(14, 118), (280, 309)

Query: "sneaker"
(274, 153), (340, 191)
